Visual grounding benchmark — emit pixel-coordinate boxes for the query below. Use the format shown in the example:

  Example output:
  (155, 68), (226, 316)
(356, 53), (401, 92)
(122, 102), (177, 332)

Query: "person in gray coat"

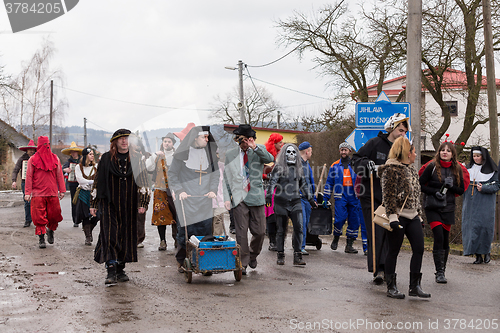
(462, 146), (499, 264)
(224, 124), (274, 274)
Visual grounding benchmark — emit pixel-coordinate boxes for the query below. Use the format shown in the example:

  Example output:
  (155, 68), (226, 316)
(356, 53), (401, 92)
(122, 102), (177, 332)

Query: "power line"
(55, 85), (213, 112)
(246, 0), (346, 68)
(245, 74), (332, 101)
(85, 119), (113, 133)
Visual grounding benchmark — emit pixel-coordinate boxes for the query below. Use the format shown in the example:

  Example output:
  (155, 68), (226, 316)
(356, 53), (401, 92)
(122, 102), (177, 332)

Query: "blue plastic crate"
(191, 237), (238, 271)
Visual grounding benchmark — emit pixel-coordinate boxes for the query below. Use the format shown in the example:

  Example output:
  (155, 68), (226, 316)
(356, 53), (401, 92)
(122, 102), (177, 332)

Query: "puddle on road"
(34, 272), (66, 275)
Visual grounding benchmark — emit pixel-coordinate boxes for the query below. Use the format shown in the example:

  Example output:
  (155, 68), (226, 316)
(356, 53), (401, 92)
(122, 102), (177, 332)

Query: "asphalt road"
(0, 192), (499, 333)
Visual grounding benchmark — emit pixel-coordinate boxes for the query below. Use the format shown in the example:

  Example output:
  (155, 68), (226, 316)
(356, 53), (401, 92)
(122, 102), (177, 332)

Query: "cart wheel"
(234, 269), (242, 282)
(316, 239), (322, 250)
(184, 258), (192, 283)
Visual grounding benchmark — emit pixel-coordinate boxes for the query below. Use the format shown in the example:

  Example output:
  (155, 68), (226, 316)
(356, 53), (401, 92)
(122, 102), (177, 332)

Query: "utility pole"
(407, 0), (422, 169)
(49, 80), (53, 144)
(237, 60), (246, 124)
(483, 0), (499, 163)
(277, 111), (281, 129)
(83, 117), (87, 147)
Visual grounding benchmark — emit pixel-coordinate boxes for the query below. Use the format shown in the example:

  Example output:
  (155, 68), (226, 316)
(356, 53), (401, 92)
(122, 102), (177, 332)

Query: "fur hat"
(384, 113), (411, 133)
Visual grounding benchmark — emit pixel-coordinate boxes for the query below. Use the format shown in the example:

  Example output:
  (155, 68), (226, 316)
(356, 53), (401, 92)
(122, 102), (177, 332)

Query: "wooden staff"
(370, 170), (376, 276)
(315, 163), (327, 198)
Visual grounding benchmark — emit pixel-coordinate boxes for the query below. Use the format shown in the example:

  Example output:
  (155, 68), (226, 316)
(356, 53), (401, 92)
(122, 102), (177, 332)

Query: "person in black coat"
(419, 141), (465, 284)
(351, 113), (410, 284)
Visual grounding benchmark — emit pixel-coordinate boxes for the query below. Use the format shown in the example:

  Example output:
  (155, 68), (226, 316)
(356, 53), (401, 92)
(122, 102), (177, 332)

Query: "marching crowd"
(11, 113), (499, 299)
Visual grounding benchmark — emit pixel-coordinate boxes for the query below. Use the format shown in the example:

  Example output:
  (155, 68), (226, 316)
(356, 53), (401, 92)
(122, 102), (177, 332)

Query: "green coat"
(224, 144), (274, 207)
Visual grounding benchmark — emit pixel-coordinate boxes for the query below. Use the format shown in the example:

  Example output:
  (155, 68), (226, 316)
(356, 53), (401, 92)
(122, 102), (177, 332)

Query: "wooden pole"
(370, 171), (376, 275)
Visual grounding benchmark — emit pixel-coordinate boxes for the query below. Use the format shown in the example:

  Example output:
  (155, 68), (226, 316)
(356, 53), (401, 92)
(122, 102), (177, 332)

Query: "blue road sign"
(345, 129), (382, 152)
(345, 127), (412, 152)
(355, 92), (411, 128)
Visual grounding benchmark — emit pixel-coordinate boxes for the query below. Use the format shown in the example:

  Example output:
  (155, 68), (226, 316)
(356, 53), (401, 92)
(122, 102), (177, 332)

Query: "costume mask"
(286, 146), (297, 165)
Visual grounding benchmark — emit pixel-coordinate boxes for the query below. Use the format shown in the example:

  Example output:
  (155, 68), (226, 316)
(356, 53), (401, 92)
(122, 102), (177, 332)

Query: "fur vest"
(378, 159), (422, 221)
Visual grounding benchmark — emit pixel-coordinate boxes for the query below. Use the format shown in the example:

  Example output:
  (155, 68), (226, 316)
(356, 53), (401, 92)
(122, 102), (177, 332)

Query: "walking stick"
(180, 199), (189, 251)
(315, 164), (327, 198)
(370, 170), (376, 277)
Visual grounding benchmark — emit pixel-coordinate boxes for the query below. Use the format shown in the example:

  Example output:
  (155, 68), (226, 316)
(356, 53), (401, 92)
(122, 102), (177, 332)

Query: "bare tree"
(211, 85), (282, 128)
(276, 1), (407, 102)
(0, 39), (67, 140)
(300, 97), (354, 132)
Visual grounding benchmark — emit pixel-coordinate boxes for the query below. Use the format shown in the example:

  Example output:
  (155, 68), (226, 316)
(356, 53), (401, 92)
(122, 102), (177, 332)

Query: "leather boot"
(408, 272), (431, 298)
(38, 234), (46, 249)
(46, 229), (54, 244)
(344, 238), (358, 254)
(83, 224), (92, 246)
(433, 250), (447, 283)
(473, 254), (483, 264)
(277, 252), (285, 265)
(386, 273), (405, 299)
(268, 234), (277, 251)
(105, 262), (117, 284)
(484, 253), (491, 264)
(330, 235), (339, 250)
(116, 262), (129, 282)
(293, 252), (306, 265)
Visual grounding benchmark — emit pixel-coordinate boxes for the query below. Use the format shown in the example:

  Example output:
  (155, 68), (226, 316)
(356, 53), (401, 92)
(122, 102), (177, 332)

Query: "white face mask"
(286, 146), (297, 165)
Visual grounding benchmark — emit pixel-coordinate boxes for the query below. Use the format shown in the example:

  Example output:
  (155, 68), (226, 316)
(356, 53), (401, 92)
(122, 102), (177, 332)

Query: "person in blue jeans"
(323, 142), (363, 254)
(298, 141), (316, 255)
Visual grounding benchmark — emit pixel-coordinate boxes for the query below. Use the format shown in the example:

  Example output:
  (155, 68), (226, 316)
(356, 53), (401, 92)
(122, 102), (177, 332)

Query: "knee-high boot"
(433, 250), (447, 284)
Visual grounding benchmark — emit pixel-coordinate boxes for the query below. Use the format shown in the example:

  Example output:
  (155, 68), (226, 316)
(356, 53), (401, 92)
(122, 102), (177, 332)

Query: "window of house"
(442, 101), (458, 117)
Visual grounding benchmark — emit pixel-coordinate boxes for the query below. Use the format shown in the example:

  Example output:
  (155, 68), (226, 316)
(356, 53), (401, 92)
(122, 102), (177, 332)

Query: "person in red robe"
(24, 136), (65, 248)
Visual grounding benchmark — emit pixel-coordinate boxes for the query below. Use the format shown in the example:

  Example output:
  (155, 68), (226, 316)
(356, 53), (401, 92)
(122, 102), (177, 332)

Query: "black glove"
(444, 177), (453, 188)
(367, 160), (377, 173)
(390, 221), (400, 230)
(310, 200), (318, 208)
(435, 192), (445, 200)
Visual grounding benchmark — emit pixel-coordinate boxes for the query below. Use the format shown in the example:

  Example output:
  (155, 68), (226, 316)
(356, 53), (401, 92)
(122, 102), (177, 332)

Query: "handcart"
(181, 199), (243, 283)
(305, 164), (332, 250)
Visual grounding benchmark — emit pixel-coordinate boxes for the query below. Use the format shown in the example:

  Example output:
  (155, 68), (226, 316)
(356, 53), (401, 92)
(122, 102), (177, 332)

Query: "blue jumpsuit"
(324, 158), (363, 239)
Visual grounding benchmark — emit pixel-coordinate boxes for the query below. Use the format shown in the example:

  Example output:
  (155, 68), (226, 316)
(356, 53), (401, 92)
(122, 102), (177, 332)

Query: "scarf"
(31, 136), (59, 171)
(440, 160), (452, 168)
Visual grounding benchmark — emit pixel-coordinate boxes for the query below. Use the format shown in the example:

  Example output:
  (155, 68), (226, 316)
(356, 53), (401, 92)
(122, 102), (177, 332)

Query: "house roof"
(0, 119), (30, 148)
(364, 68), (500, 97)
(223, 124), (311, 135)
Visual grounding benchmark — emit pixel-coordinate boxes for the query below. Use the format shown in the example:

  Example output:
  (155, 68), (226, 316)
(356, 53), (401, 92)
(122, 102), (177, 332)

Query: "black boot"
(293, 252), (306, 265)
(408, 272), (431, 298)
(268, 234), (277, 251)
(38, 234), (46, 249)
(105, 262), (117, 284)
(23, 220), (31, 228)
(386, 273), (405, 299)
(330, 235), (339, 250)
(484, 253), (491, 264)
(116, 262), (129, 282)
(344, 238), (358, 254)
(277, 252), (285, 265)
(83, 224), (92, 246)
(46, 229), (54, 244)
(433, 250), (447, 284)
(473, 254), (483, 264)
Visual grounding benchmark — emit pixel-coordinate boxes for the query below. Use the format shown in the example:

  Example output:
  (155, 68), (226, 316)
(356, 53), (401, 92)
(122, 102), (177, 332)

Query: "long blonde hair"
(388, 136), (412, 162)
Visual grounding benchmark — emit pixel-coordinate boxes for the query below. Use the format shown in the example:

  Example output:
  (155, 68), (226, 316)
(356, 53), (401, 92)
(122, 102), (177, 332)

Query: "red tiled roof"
(223, 124), (311, 134)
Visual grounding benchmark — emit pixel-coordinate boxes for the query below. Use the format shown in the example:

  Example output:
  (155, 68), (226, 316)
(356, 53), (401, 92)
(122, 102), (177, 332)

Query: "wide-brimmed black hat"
(233, 124), (256, 138)
(110, 128), (131, 142)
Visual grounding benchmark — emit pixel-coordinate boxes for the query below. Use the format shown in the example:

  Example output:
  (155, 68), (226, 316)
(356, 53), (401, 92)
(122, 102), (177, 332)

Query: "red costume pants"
(31, 196), (63, 235)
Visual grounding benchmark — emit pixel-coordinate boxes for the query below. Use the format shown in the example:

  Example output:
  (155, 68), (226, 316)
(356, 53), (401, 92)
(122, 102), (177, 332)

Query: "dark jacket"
(419, 162), (465, 214)
(267, 165), (314, 214)
(11, 153), (30, 183)
(351, 131), (392, 203)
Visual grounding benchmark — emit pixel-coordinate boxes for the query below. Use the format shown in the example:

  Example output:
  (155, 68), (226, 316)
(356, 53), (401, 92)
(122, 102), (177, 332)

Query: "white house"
(362, 68), (500, 153)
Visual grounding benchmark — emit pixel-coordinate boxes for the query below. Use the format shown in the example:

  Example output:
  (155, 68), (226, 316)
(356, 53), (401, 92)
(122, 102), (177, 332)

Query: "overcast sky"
(0, 1), (338, 135)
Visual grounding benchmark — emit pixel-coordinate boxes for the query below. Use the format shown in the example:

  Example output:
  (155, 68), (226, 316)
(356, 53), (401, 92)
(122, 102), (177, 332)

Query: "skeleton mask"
(286, 146), (297, 165)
